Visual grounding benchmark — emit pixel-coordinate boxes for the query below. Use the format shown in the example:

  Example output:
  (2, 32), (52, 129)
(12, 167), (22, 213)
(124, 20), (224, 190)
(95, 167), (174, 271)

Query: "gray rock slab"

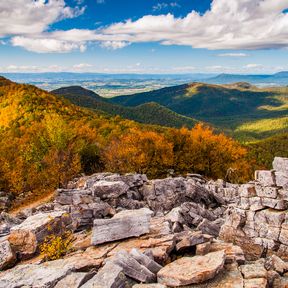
(91, 208), (153, 245)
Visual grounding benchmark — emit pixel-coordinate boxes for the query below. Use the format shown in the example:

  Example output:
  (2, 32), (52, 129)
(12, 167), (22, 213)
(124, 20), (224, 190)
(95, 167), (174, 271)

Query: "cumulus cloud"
(11, 36), (86, 53)
(103, 0), (288, 50)
(100, 41), (130, 50)
(4, 0), (288, 53)
(217, 53), (249, 57)
(0, 0), (85, 37)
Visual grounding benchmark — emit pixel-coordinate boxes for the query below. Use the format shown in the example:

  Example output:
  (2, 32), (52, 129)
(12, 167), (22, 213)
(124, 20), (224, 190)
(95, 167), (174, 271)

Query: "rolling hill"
(52, 86), (197, 128)
(110, 82), (288, 141)
(0, 76), (252, 208)
(206, 71), (288, 85)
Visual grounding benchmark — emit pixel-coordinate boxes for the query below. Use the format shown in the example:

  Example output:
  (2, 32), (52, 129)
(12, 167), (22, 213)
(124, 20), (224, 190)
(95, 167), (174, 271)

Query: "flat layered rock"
(157, 250), (226, 286)
(273, 157), (288, 173)
(130, 248), (162, 274)
(91, 208), (153, 245)
(8, 211), (72, 259)
(255, 170), (276, 187)
(108, 234), (175, 264)
(240, 262), (267, 279)
(176, 231), (212, 252)
(81, 261), (127, 288)
(91, 180), (129, 199)
(0, 238), (16, 270)
(112, 250), (156, 283)
(244, 278), (267, 288)
(54, 272), (94, 288)
(0, 259), (73, 288)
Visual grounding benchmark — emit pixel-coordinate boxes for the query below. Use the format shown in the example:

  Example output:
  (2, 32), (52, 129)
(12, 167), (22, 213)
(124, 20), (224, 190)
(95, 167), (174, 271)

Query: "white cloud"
(217, 53), (249, 57)
(11, 36), (86, 53)
(96, 0), (105, 4)
(4, 0), (288, 53)
(73, 63), (93, 69)
(0, 0), (85, 37)
(244, 64), (264, 68)
(100, 41), (130, 50)
(103, 0), (288, 50)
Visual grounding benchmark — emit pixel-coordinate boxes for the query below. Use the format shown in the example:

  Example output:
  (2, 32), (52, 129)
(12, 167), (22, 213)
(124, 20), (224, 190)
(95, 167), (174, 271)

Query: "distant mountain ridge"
(206, 71), (288, 85)
(110, 82), (288, 141)
(52, 86), (198, 128)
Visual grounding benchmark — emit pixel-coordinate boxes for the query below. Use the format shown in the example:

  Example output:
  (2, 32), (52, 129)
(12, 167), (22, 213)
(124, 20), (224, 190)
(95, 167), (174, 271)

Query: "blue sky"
(1, 0), (288, 74)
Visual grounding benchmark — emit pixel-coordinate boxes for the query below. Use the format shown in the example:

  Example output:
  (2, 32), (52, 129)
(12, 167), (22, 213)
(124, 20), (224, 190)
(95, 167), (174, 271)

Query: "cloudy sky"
(1, 0), (288, 74)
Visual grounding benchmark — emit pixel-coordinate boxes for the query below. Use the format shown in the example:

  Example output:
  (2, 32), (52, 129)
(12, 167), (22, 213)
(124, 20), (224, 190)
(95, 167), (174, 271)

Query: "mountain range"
(108, 82), (288, 141)
(52, 86), (197, 128)
(52, 81), (288, 142)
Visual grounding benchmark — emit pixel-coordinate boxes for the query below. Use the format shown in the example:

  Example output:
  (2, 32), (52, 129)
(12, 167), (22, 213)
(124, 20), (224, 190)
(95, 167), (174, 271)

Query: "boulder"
(130, 248), (162, 274)
(148, 217), (171, 237)
(240, 184), (256, 198)
(203, 263), (244, 288)
(8, 211), (72, 259)
(240, 262), (267, 279)
(196, 241), (245, 264)
(157, 250), (226, 286)
(176, 231), (212, 252)
(81, 261), (127, 288)
(275, 172), (288, 189)
(54, 272), (95, 288)
(112, 250), (156, 283)
(108, 234), (176, 264)
(55, 189), (95, 206)
(255, 186), (278, 198)
(265, 254), (288, 274)
(0, 238), (16, 270)
(91, 208), (153, 245)
(243, 278), (267, 288)
(255, 170), (276, 187)
(0, 212), (21, 237)
(91, 180), (129, 199)
(0, 259), (73, 288)
(142, 178), (187, 212)
(273, 157), (288, 173)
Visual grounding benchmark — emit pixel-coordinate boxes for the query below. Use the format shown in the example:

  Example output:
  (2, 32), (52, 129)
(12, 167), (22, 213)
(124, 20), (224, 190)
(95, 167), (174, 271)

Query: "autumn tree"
(103, 128), (174, 177)
(167, 124), (250, 182)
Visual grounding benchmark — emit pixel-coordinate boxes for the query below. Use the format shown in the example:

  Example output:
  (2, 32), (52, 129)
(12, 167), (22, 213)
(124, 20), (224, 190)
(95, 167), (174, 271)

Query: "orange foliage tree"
(167, 124), (250, 182)
(103, 127), (174, 177)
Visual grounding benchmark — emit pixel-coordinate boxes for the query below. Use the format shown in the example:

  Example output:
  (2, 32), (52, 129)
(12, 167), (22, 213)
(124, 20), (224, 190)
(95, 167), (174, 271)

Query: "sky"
(1, 0), (288, 74)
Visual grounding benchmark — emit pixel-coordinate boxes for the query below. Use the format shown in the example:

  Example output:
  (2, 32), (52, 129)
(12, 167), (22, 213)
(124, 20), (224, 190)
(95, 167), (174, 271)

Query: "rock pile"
(220, 157), (288, 261)
(0, 157), (288, 287)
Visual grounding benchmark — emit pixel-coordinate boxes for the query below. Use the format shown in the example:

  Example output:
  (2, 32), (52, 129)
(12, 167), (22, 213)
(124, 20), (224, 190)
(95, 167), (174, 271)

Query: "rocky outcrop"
(0, 259), (75, 288)
(8, 211), (72, 259)
(220, 157), (288, 261)
(111, 249), (161, 283)
(157, 250), (226, 286)
(0, 238), (16, 270)
(1, 158), (288, 287)
(81, 261), (127, 288)
(91, 208), (153, 245)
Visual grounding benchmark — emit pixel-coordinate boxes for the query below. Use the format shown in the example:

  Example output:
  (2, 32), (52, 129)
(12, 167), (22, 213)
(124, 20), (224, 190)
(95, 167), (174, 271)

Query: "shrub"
(40, 231), (73, 261)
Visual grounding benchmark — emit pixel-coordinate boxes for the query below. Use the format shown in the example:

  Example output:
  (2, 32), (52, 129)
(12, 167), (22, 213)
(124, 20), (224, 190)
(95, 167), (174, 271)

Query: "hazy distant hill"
(111, 82), (288, 141)
(52, 86), (197, 128)
(206, 71), (288, 85)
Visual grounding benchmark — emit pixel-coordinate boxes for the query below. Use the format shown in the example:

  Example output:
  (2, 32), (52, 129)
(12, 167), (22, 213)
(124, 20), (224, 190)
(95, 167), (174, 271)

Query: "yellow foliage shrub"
(40, 231), (73, 261)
